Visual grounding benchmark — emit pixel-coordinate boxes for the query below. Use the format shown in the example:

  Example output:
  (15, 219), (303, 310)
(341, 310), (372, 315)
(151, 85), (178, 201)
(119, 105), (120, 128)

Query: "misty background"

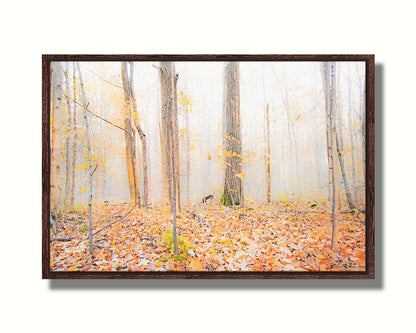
(53, 61), (365, 208)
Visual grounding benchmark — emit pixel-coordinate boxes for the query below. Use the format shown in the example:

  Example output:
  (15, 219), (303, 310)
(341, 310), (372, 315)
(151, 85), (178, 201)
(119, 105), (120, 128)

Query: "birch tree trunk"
(98, 65), (106, 201)
(159, 61), (179, 254)
(134, 120), (149, 207)
(69, 62), (77, 207)
(64, 63), (72, 208)
(160, 108), (169, 205)
(265, 103), (271, 203)
(345, 72), (357, 205)
(173, 72), (181, 213)
(321, 62), (340, 250)
(349, 108), (358, 204)
(50, 62), (63, 234)
(120, 62), (140, 206)
(335, 123), (356, 210)
(185, 103), (190, 204)
(222, 62), (242, 206)
(76, 63), (94, 256)
(334, 68), (355, 210)
(356, 64), (366, 160)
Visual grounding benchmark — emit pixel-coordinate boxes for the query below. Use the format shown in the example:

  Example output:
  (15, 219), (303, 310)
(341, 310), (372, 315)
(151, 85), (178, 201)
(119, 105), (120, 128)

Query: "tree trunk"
(64, 63), (72, 208)
(185, 103), (190, 204)
(356, 64), (366, 161)
(98, 64), (106, 201)
(135, 123), (149, 207)
(160, 110), (169, 205)
(335, 79), (355, 210)
(178, 89), (192, 205)
(76, 63), (94, 256)
(222, 62), (242, 206)
(346, 72), (358, 205)
(265, 103), (271, 203)
(336, 133), (356, 210)
(69, 62), (77, 207)
(159, 61), (179, 254)
(50, 62), (63, 234)
(349, 107), (358, 205)
(173, 71), (181, 213)
(122, 62), (149, 207)
(120, 62), (140, 206)
(321, 62), (340, 251)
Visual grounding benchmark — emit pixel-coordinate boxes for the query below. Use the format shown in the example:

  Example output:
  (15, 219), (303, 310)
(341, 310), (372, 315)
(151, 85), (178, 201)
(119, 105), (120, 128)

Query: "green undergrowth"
(161, 228), (195, 261)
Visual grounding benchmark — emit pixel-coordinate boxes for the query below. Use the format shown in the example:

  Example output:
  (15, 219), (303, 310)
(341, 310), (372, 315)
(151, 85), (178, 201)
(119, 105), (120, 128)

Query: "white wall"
(1, 1), (413, 332)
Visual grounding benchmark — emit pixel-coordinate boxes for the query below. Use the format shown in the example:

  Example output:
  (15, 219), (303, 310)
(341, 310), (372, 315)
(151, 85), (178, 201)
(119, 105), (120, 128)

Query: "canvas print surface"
(49, 60), (366, 272)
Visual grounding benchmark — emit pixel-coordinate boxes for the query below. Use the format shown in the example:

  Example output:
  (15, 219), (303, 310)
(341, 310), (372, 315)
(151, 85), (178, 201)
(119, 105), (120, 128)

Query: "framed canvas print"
(42, 54), (375, 279)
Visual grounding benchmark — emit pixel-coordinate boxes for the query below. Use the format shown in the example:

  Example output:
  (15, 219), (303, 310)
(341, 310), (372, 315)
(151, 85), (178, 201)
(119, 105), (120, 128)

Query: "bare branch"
(90, 163), (99, 177)
(60, 90), (134, 139)
(86, 67), (124, 90)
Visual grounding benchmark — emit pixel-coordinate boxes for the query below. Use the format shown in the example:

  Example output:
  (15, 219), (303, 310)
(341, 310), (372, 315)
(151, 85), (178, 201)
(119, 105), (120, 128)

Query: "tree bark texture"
(185, 103), (190, 204)
(336, 133), (356, 210)
(64, 63), (72, 208)
(121, 62), (140, 205)
(69, 62), (77, 207)
(321, 62), (340, 250)
(159, 62), (180, 212)
(121, 62), (149, 207)
(50, 62), (63, 234)
(76, 63), (94, 256)
(173, 71), (181, 212)
(159, 61), (179, 254)
(223, 62), (242, 206)
(265, 103), (271, 203)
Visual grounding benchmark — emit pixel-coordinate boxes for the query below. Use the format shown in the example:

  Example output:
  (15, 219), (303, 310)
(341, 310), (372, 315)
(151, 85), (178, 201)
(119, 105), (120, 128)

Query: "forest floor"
(50, 201), (366, 272)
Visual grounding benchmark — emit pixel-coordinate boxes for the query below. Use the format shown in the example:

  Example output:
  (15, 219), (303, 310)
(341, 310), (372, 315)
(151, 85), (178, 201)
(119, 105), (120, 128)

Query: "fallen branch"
(51, 236), (74, 242)
(240, 210), (256, 221)
(88, 176), (175, 240)
(273, 209), (325, 214)
(188, 210), (204, 227)
(92, 200), (140, 237)
(272, 209), (365, 215)
(341, 209), (366, 214)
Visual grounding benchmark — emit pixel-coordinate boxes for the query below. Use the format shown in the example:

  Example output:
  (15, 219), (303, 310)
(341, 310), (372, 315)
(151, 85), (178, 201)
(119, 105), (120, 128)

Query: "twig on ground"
(188, 210), (205, 227)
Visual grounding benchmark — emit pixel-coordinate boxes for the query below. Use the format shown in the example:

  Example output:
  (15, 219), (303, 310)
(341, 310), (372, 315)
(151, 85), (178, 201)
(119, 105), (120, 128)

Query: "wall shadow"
(374, 63), (384, 288)
(49, 64), (384, 291)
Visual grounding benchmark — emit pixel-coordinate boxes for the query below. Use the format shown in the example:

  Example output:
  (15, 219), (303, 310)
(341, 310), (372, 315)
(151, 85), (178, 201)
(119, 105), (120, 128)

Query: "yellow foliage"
(188, 258), (203, 271)
(76, 162), (89, 171)
(235, 171), (246, 179)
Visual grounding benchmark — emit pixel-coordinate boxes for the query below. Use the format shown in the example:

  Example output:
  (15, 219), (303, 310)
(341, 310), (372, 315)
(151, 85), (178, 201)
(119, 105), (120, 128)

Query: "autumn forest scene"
(49, 60), (366, 272)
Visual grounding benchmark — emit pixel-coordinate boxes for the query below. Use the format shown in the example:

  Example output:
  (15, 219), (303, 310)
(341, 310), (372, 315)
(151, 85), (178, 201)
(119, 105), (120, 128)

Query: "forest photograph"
(46, 58), (367, 274)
